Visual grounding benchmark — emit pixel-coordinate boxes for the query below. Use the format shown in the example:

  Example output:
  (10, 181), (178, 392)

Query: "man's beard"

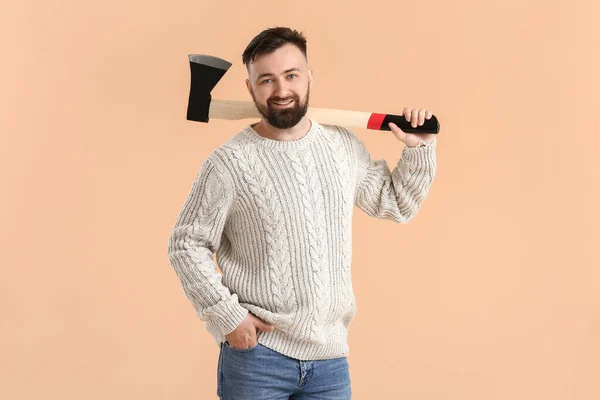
(251, 87), (310, 129)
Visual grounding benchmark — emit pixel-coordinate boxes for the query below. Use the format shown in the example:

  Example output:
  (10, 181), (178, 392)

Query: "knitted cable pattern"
(230, 146), (297, 324)
(284, 147), (329, 343)
(322, 127), (355, 325)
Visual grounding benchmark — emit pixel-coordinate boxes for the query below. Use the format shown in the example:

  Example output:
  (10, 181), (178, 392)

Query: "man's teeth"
(273, 100), (293, 105)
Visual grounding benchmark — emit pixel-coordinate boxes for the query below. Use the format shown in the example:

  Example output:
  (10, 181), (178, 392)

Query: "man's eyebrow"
(256, 68), (301, 81)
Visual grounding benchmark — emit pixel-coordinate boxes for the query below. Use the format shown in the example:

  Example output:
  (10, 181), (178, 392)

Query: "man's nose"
(272, 80), (292, 98)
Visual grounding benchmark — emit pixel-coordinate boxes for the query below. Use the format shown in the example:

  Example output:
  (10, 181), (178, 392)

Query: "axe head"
(187, 54), (232, 122)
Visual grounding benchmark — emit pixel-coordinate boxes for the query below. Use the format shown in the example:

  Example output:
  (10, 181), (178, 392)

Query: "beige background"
(2, 0), (599, 399)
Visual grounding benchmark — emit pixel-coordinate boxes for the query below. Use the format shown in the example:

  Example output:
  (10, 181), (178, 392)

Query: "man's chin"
(267, 118), (302, 130)
(264, 109), (307, 129)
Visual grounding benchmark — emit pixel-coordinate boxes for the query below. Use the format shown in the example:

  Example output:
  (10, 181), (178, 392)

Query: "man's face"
(246, 43), (313, 129)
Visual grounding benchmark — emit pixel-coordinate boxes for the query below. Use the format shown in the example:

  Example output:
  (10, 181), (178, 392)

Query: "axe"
(186, 54), (440, 134)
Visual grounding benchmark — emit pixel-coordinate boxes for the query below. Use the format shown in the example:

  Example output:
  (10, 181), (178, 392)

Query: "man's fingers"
(402, 107), (433, 128)
(418, 108), (427, 125)
(402, 107), (434, 127)
(254, 318), (275, 332)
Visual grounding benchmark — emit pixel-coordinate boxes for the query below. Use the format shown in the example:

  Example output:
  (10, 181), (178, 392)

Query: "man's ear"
(245, 78), (252, 95)
(308, 68), (314, 88)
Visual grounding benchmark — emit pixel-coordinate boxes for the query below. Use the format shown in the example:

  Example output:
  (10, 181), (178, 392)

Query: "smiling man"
(245, 41), (313, 138)
(168, 27), (437, 399)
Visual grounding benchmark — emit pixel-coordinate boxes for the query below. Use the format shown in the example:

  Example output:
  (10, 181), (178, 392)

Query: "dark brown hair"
(242, 27), (307, 67)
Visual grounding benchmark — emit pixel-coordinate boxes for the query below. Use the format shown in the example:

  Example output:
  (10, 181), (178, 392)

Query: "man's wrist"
(407, 140), (427, 148)
(408, 138), (436, 148)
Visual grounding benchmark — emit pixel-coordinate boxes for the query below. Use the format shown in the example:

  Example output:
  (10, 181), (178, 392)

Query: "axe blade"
(187, 54), (232, 122)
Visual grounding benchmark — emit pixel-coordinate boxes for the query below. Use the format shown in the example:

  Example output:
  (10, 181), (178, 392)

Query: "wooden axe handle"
(209, 100), (261, 120)
(209, 99), (440, 133)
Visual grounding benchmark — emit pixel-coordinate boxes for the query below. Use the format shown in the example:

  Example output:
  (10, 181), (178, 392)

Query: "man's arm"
(352, 130), (437, 223)
(167, 157), (248, 337)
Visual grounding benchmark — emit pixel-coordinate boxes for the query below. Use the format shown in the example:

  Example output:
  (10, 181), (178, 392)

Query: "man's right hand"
(225, 312), (275, 349)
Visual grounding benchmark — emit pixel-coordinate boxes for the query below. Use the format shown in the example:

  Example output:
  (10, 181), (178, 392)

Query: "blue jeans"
(217, 341), (352, 399)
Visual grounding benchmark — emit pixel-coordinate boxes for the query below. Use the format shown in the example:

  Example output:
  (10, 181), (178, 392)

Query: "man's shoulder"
(200, 125), (255, 176)
(206, 126), (252, 157)
(315, 121), (359, 147)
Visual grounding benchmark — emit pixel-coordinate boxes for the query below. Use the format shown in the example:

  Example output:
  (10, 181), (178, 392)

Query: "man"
(167, 27), (437, 399)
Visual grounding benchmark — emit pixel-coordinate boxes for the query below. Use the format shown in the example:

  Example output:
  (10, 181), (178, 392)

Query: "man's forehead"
(249, 45), (306, 75)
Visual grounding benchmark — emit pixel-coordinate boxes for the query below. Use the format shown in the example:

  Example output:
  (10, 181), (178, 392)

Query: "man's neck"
(252, 117), (311, 142)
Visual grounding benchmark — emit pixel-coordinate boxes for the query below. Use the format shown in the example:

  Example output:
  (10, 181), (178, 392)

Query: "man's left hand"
(388, 107), (436, 148)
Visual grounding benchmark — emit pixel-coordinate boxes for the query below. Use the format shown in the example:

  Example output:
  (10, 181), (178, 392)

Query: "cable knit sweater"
(167, 119), (436, 361)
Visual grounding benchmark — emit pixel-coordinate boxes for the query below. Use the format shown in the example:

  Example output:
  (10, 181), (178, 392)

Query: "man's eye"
(288, 74), (297, 79)
(261, 79), (271, 84)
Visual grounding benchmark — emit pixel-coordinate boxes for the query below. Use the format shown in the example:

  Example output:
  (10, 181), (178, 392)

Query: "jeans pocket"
(224, 340), (261, 352)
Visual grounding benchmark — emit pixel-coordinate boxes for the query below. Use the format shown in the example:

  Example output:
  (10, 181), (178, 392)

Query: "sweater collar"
(242, 119), (321, 150)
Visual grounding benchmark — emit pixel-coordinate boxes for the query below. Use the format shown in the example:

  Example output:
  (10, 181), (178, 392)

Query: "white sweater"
(167, 120), (437, 361)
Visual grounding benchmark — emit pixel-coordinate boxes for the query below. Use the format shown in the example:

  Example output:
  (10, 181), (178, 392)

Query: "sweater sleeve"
(167, 157), (248, 336)
(352, 131), (437, 223)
